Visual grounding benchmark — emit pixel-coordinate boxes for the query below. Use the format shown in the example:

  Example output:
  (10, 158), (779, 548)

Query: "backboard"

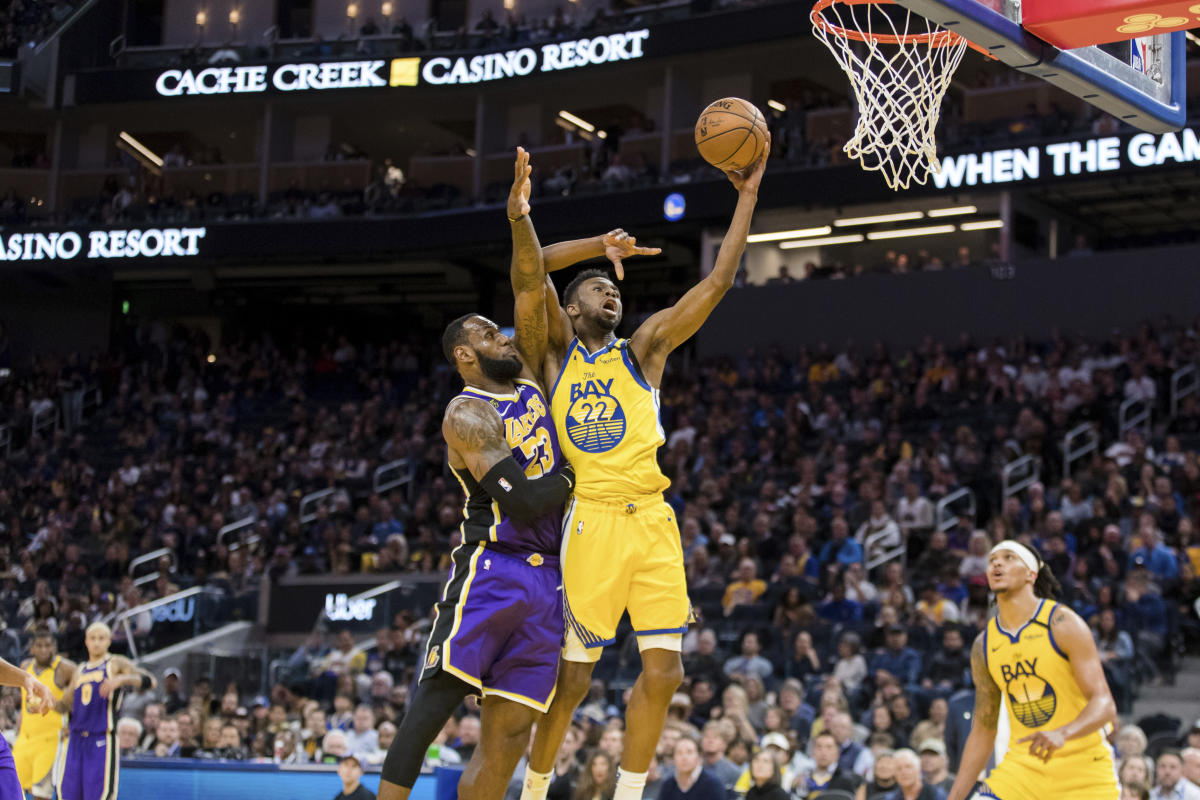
(892, 0), (1187, 133)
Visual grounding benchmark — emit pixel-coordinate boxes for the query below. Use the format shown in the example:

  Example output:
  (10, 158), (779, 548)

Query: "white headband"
(989, 541), (1040, 573)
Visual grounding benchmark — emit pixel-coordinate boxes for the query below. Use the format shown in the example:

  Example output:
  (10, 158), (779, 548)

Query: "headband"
(989, 540), (1040, 573)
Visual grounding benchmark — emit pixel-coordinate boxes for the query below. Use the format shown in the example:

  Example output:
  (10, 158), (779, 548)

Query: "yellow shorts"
(560, 496), (690, 662)
(13, 733), (58, 791)
(979, 750), (1120, 800)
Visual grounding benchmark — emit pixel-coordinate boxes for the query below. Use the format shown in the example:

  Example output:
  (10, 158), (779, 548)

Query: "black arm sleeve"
(479, 456), (575, 524)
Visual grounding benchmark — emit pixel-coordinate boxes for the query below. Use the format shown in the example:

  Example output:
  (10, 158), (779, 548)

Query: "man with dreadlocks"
(947, 540), (1120, 800)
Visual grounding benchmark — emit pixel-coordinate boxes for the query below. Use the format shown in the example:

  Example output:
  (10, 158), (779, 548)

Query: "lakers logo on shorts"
(566, 378), (626, 453)
(1001, 657), (1057, 728)
(426, 646), (440, 670)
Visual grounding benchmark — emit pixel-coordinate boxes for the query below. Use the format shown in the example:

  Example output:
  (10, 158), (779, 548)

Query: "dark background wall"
(1, 265), (113, 360)
(697, 244), (1200, 356)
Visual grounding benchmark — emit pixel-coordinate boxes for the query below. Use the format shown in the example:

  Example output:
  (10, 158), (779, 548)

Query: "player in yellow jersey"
(13, 628), (74, 799)
(517, 139), (769, 800)
(947, 540), (1120, 800)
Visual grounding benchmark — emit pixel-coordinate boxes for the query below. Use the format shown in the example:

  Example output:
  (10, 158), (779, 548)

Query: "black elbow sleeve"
(479, 457), (574, 523)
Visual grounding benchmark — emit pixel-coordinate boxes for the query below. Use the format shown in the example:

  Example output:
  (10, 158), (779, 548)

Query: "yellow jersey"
(19, 656), (64, 740)
(550, 337), (669, 501)
(985, 599), (1111, 763)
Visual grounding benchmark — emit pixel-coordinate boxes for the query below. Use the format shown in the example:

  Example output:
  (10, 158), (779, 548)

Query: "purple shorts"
(61, 730), (117, 800)
(421, 544), (563, 711)
(0, 737), (20, 800)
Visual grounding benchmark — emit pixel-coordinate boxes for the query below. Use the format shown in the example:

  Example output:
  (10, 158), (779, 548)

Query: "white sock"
(613, 768), (648, 800)
(519, 767), (552, 800)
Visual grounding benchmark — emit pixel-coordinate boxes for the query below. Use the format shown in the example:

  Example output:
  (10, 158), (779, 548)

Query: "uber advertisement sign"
(75, 30), (650, 103)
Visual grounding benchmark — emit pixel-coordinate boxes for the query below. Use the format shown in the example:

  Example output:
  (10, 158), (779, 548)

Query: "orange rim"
(811, 0), (992, 55)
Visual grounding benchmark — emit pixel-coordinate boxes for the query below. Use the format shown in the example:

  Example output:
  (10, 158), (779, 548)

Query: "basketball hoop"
(812, 0), (986, 191)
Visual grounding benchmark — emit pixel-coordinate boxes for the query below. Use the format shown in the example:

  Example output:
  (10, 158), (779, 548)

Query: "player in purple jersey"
(378, 151), (658, 800)
(0, 653), (55, 800)
(55, 623), (156, 800)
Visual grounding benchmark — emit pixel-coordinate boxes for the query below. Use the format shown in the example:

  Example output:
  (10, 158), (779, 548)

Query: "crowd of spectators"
(1, 308), (1200, 797)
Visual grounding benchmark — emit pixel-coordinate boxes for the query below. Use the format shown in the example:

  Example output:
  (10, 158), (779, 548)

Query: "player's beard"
(592, 306), (621, 333)
(478, 352), (523, 382)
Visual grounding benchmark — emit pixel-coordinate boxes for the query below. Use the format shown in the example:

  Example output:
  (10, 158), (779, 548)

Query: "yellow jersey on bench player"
(550, 337), (687, 660)
(981, 599), (1119, 800)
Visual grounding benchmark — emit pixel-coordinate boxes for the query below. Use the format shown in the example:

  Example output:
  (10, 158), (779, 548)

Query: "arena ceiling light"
(557, 110), (595, 132)
(927, 205), (978, 217)
(767, 99), (787, 112)
(960, 219), (1004, 231)
(865, 224), (956, 240)
(117, 131), (163, 170)
(833, 211), (924, 227)
(747, 225), (832, 243)
(779, 233), (864, 248)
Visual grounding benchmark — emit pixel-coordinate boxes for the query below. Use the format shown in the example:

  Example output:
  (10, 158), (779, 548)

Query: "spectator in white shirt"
(1153, 751), (1200, 800)
(896, 482), (933, 540)
(856, 500), (901, 562)
(1125, 360), (1157, 403)
(343, 705), (379, 755)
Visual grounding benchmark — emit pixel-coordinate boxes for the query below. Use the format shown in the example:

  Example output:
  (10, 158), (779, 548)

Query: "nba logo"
(498, 477), (512, 492)
(1132, 39), (1147, 74)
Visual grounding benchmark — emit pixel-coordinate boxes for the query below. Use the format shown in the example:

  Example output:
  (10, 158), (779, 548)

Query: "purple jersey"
(70, 658), (118, 734)
(450, 379), (564, 555)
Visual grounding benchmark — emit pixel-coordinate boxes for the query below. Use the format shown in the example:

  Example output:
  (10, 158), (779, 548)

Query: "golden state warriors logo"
(1001, 657), (1057, 728)
(566, 378), (626, 453)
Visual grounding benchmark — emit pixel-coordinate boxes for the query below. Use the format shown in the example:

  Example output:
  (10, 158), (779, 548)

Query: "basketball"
(694, 98), (768, 171)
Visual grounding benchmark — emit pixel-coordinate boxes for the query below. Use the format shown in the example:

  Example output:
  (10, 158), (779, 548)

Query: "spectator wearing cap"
(1153, 751), (1200, 800)
(160, 668), (186, 713)
(800, 731), (861, 797)
(871, 625), (922, 688)
(883, 748), (945, 800)
(734, 733), (798, 794)
(917, 739), (954, 794)
(699, 721), (742, 790)
(723, 558), (767, 615)
(723, 631), (773, 683)
(334, 753), (375, 800)
(659, 734), (725, 800)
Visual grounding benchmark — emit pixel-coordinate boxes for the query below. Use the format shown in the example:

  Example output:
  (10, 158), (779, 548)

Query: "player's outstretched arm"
(630, 135), (769, 377)
(0, 657), (54, 713)
(55, 657), (76, 690)
(508, 147), (550, 374)
(443, 397), (574, 523)
(100, 655), (157, 698)
(946, 633), (1002, 800)
(1016, 604), (1117, 762)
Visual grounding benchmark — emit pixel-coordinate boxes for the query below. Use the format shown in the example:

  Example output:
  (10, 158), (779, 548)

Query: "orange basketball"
(694, 98), (768, 171)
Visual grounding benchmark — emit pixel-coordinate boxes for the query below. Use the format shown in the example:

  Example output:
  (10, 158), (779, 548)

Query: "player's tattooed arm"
(508, 148), (550, 373)
(970, 632), (1001, 730)
(945, 634), (1001, 800)
(443, 397), (513, 481)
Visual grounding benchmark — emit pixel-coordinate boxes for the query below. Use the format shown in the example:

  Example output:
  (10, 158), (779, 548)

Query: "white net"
(811, 0), (970, 191)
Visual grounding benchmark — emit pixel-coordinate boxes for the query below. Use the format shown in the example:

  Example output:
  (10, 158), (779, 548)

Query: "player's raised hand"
(1016, 728), (1066, 762)
(602, 229), (661, 280)
(725, 131), (770, 195)
(508, 147), (532, 220)
(23, 674), (53, 715)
